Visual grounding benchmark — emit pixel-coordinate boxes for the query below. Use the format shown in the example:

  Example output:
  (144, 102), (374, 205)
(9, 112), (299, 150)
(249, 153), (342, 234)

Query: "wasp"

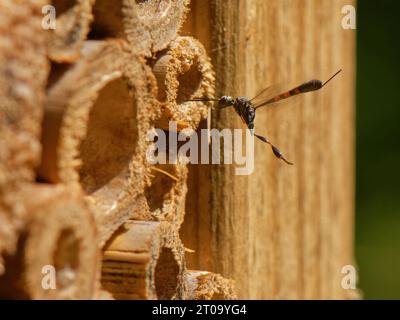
(190, 69), (342, 165)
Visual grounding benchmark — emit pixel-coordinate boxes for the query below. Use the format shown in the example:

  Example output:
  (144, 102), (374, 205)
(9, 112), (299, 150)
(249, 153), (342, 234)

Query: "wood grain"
(181, 0), (356, 299)
(101, 221), (186, 299)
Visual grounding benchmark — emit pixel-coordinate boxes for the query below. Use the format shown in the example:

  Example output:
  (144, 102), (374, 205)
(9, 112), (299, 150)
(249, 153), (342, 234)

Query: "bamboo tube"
(183, 271), (237, 300)
(0, 0), (49, 274)
(101, 220), (186, 300)
(152, 36), (215, 130)
(91, 0), (134, 38)
(38, 40), (158, 247)
(134, 0), (190, 54)
(48, 0), (95, 62)
(0, 184), (99, 299)
(141, 160), (188, 229)
(91, 0), (189, 56)
(90, 0), (149, 56)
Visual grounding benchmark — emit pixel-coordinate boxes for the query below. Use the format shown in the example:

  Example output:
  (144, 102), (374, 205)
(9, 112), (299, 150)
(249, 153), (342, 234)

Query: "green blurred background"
(356, 0), (400, 299)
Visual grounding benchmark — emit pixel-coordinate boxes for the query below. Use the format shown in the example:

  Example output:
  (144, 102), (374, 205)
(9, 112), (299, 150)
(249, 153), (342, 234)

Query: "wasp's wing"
(252, 74), (323, 110)
(250, 83), (301, 110)
(250, 85), (274, 103)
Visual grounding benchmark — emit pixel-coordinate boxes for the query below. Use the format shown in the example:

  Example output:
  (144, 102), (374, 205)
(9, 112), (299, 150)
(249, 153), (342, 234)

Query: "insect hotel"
(0, 0), (356, 299)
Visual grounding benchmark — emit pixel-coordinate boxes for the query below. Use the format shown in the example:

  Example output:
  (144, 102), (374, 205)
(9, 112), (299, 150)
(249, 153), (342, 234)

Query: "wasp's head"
(218, 96), (235, 107)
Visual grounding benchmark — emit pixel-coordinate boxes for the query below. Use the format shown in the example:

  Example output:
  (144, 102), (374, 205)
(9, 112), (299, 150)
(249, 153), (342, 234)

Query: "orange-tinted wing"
(251, 83), (302, 110)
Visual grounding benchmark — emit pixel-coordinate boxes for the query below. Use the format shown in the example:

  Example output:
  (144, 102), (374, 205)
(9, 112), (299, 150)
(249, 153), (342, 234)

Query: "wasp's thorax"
(217, 95), (255, 131)
(233, 96), (256, 130)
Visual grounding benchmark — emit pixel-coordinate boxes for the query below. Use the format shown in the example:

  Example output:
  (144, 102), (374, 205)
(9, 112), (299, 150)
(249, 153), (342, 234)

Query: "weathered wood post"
(182, 0), (356, 299)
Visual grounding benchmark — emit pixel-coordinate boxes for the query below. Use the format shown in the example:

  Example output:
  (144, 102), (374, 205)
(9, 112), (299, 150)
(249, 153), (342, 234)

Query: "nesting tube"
(91, 0), (136, 39)
(152, 36), (215, 130)
(90, 0), (189, 57)
(38, 40), (157, 247)
(0, 0), (49, 274)
(140, 150), (188, 229)
(90, 0), (149, 56)
(0, 185), (99, 299)
(129, 108), (190, 231)
(134, 0), (190, 54)
(183, 271), (237, 300)
(48, 0), (95, 62)
(101, 221), (186, 299)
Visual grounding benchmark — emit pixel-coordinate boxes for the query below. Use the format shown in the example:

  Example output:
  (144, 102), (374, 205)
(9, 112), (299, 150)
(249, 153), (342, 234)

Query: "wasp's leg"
(254, 133), (294, 165)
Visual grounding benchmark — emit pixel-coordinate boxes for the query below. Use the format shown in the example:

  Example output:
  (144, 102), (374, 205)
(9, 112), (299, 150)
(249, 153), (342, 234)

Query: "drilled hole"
(89, 0), (125, 39)
(46, 62), (71, 89)
(52, 0), (76, 17)
(176, 59), (202, 104)
(54, 229), (80, 290)
(79, 77), (138, 197)
(0, 233), (29, 299)
(145, 163), (177, 212)
(155, 248), (179, 299)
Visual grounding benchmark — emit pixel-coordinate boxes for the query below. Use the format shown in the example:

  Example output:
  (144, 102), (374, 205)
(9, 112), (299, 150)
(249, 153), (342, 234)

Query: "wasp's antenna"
(189, 97), (232, 111)
(188, 97), (219, 102)
(321, 69), (342, 88)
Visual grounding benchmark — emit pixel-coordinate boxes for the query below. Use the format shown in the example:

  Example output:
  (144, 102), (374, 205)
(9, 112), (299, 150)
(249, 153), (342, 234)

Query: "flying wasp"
(190, 69), (342, 165)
